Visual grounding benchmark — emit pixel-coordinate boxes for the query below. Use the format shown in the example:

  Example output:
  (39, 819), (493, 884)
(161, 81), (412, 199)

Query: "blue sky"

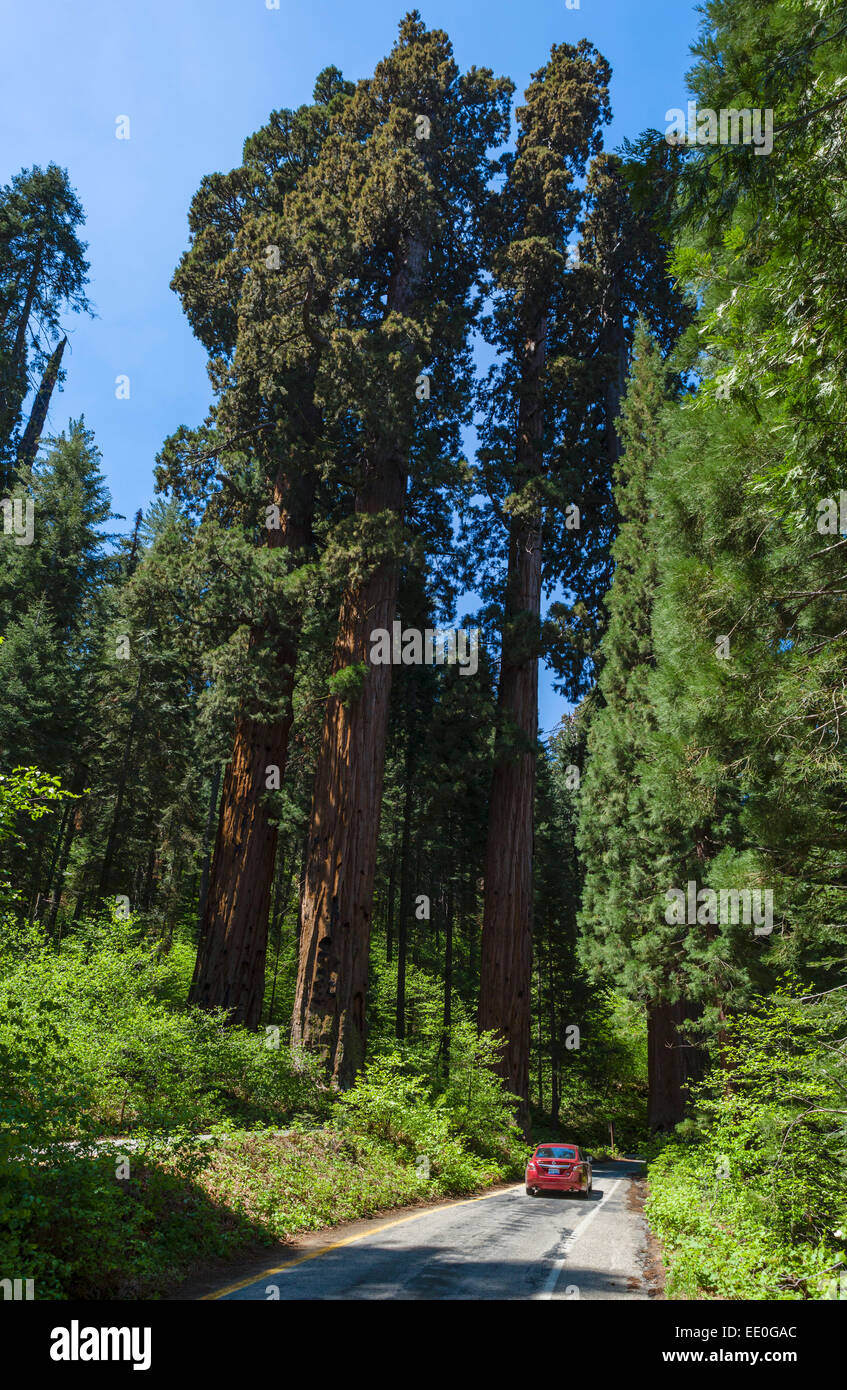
(2, 0), (701, 732)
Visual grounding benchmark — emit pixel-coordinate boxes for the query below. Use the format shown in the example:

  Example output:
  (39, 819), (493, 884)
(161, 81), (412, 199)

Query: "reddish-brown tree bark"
(647, 1000), (707, 1131)
(189, 462), (315, 1027)
(291, 235), (425, 1087)
(290, 457), (405, 1083)
(479, 313), (546, 1136)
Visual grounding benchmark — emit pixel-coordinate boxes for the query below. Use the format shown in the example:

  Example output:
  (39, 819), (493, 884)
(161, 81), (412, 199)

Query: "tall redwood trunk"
(479, 312), (546, 1136)
(290, 458), (405, 1083)
(291, 232), (425, 1087)
(647, 1000), (706, 1131)
(189, 459), (315, 1027)
(189, 709), (292, 1024)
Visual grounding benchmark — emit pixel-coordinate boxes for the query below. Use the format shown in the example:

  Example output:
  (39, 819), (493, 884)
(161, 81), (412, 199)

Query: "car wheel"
(526, 1186), (537, 1196)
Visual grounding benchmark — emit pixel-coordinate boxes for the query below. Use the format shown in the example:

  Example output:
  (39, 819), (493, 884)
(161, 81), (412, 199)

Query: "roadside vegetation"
(1, 787), (525, 1298)
(645, 985), (847, 1301)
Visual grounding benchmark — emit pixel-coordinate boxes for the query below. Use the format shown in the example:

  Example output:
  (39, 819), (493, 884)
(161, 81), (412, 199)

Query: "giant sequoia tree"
(474, 48), (692, 1127)
(291, 14), (511, 1085)
(168, 71), (353, 1026)
(476, 43), (611, 1129)
(543, 145), (693, 699)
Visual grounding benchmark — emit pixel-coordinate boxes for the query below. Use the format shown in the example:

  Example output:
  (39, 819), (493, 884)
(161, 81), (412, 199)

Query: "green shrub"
(337, 1033), (525, 1190)
(646, 980), (847, 1299)
(0, 909), (332, 1135)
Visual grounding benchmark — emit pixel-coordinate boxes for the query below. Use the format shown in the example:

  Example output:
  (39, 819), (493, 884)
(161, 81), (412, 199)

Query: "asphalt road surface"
(208, 1160), (651, 1301)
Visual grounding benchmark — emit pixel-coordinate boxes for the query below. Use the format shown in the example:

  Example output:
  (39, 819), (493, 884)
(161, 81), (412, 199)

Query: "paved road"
(209, 1161), (650, 1301)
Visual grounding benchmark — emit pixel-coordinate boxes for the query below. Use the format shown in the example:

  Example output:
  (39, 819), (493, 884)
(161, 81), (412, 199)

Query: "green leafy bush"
(0, 908), (331, 1135)
(647, 981), (847, 1299)
(337, 1031), (525, 1190)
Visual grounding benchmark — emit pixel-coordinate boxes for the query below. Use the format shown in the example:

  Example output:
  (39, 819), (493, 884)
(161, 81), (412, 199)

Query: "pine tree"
(0, 421), (116, 915)
(602, 0), (847, 1102)
(576, 325), (708, 1129)
(0, 166), (90, 483)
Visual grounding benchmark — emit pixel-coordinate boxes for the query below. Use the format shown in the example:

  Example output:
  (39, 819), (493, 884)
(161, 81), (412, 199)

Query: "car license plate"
(550, 1167), (561, 1174)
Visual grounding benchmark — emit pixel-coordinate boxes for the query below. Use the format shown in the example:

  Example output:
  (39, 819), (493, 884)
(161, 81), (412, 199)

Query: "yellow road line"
(204, 1184), (521, 1300)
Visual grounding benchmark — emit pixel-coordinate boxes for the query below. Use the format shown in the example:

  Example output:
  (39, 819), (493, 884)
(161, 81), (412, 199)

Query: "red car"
(525, 1143), (592, 1198)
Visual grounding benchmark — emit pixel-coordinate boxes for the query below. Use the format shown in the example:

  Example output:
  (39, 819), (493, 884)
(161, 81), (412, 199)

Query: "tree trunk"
(41, 800), (71, 921)
(291, 231), (426, 1087)
(188, 713), (286, 1023)
(479, 312), (546, 1136)
(443, 873), (453, 1075)
(395, 728), (416, 1042)
(196, 762), (222, 944)
(290, 479), (404, 1081)
(96, 668), (143, 904)
(10, 251), (42, 378)
(0, 246), (42, 457)
(17, 336), (66, 468)
(189, 461), (315, 1027)
(647, 1000), (706, 1131)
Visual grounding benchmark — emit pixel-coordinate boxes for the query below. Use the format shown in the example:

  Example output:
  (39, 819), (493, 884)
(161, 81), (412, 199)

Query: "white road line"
(536, 1177), (624, 1300)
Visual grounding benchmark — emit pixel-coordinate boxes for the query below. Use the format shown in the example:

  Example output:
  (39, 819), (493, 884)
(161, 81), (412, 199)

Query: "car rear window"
(535, 1146), (576, 1159)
